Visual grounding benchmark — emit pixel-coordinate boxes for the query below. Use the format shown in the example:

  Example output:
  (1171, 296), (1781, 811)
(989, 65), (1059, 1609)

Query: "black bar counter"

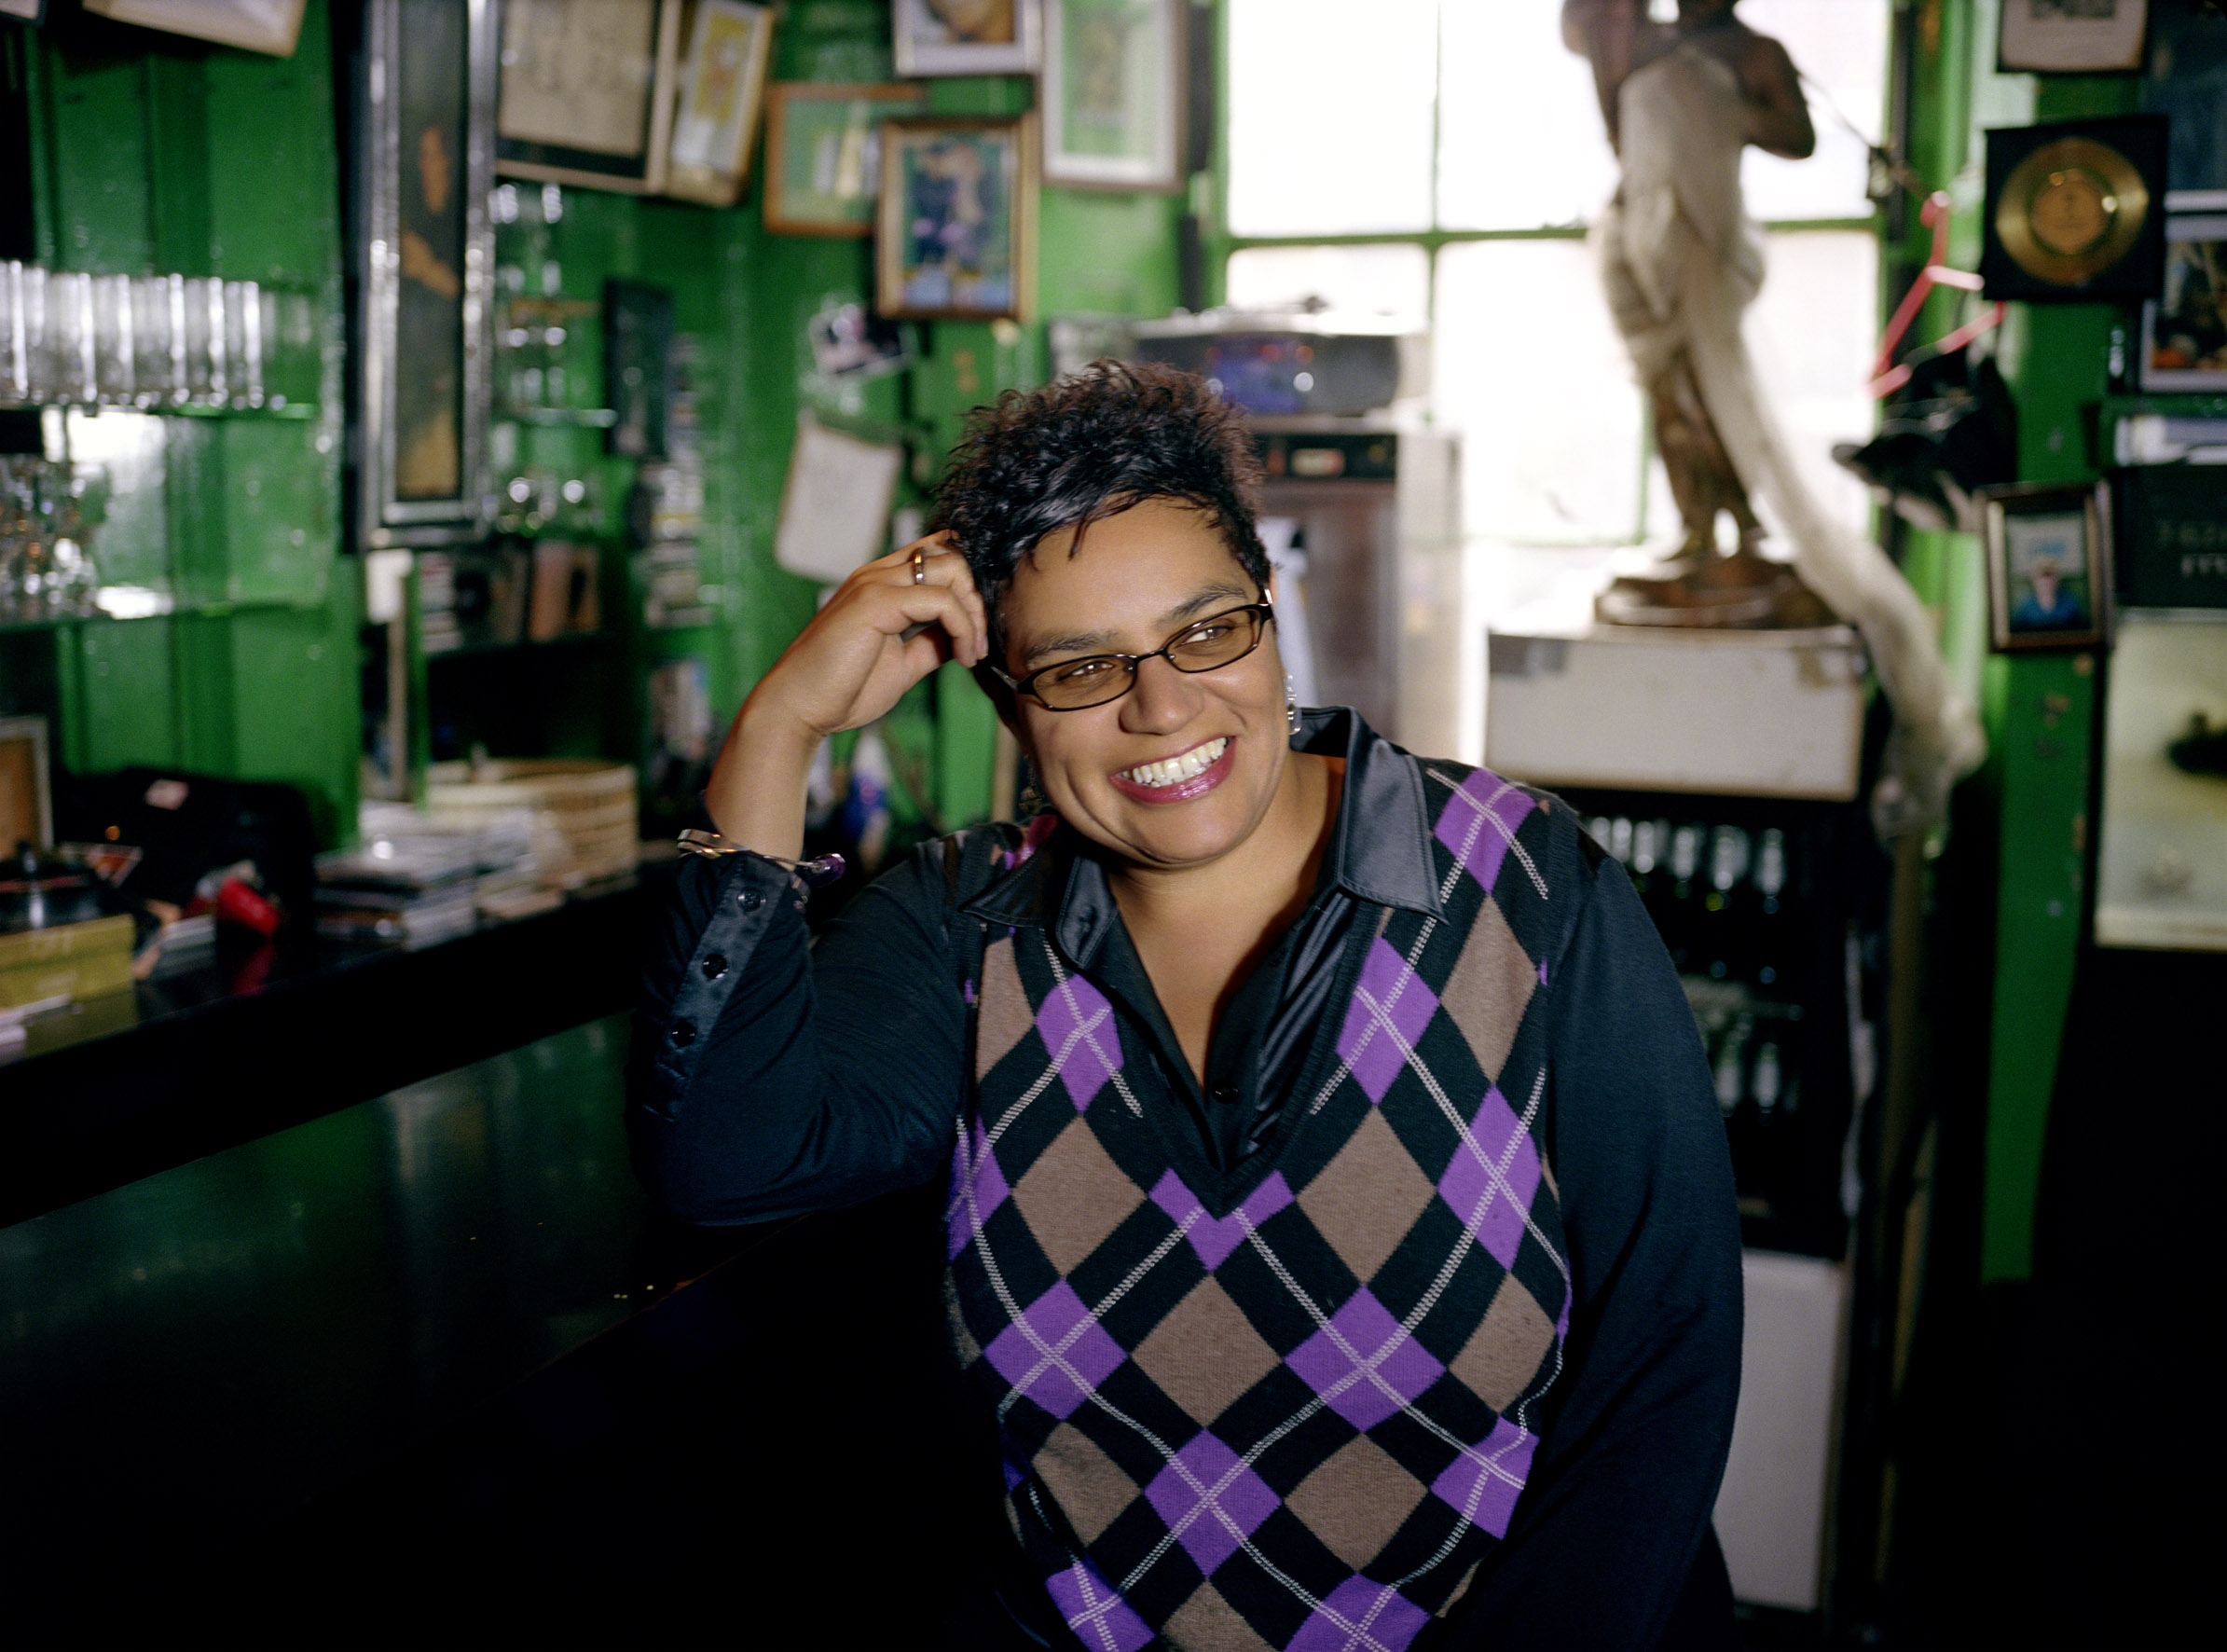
(2, 1012), (971, 1649)
(0, 866), (672, 1228)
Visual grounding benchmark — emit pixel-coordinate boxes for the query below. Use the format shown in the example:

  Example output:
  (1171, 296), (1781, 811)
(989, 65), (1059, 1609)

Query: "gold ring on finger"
(911, 545), (927, 585)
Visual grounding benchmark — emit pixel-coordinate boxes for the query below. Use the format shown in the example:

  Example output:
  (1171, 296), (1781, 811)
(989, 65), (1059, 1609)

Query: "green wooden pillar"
(1976, 73), (2136, 1281)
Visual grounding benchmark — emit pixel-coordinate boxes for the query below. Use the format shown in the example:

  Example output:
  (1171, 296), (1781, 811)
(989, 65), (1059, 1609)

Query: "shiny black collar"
(959, 708), (1444, 963)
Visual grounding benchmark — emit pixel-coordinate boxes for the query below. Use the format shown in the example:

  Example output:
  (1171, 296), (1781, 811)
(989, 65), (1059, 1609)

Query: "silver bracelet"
(675, 830), (847, 888)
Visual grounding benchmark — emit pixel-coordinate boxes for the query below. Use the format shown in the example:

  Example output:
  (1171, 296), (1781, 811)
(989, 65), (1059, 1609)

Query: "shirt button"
(701, 952), (727, 981)
(1211, 1082), (1239, 1106)
(670, 1018), (697, 1047)
(738, 888), (763, 912)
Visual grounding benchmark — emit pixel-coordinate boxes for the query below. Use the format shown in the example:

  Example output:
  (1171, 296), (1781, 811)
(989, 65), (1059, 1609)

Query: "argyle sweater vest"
(943, 764), (1574, 1652)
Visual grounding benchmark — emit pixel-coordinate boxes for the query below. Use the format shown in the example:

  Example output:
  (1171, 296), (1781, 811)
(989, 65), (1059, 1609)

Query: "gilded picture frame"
(875, 116), (1036, 323)
(663, 0), (776, 209)
(1982, 481), (2114, 654)
(764, 82), (926, 237)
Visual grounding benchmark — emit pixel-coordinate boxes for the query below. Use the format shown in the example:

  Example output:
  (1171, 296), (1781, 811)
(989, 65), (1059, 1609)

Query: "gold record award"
(1994, 136), (2151, 288)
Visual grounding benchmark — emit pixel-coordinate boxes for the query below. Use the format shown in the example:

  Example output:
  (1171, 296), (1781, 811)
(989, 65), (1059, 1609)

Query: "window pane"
(1641, 229), (1880, 544)
(1738, 0), (1890, 222)
(1437, 2), (1618, 231)
(1434, 239), (1644, 544)
(1226, 0), (1437, 236)
(1224, 243), (1430, 325)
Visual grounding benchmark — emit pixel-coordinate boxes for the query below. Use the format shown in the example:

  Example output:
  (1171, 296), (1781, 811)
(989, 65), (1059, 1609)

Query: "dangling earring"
(1285, 672), (1303, 740)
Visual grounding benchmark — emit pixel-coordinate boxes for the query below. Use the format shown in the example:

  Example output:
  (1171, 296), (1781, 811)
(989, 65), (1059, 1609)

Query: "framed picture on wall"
(1997, 0), (2149, 75)
(763, 83), (926, 236)
(80, 0), (306, 56)
(893, 0), (1039, 76)
(1041, 0), (1183, 192)
(358, 0), (497, 550)
(662, 0), (776, 208)
(2138, 193), (2227, 392)
(875, 116), (1036, 322)
(495, 0), (681, 195)
(1982, 481), (2113, 653)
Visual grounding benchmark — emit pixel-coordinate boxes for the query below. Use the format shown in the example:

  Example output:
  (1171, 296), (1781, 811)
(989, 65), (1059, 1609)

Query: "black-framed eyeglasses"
(991, 601), (1276, 711)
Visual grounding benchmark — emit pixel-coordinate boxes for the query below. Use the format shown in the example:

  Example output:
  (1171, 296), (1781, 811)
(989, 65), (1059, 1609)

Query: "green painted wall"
(7, 5), (356, 842)
(1, 0), (1196, 854)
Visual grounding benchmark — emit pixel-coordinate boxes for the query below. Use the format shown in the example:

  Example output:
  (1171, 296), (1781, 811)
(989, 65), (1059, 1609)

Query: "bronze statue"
(1563, 0), (1826, 626)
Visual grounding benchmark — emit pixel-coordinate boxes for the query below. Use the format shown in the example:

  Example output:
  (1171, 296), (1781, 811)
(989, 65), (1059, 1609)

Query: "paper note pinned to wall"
(774, 413), (905, 585)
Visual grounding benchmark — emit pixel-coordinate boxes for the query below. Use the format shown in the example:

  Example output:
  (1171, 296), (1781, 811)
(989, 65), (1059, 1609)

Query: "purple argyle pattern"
(1037, 971), (1121, 1109)
(1434, 769), (1536, 894)
(985, 1279), (1130, 1421)
(944, 768), (1574, 1651)
(1152, 1168), (1295, 1270)
(1335, 937), (1442, 1102)
(1437, 1085), (1543, 1272)
(1431, 1416), (1538, 1539)
(1148, 1431), (1281, 1574)
(946, 1118), (1010, 1260)
(1288, 1577), (1433, 1652)
(1047, 1558), (1155, 1652)
(1287, 1288), (1449, 1431)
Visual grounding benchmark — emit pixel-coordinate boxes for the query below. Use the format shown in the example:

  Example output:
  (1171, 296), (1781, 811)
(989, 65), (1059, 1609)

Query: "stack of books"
(1, 913), (136, 1057)
(313, 835), (479, 948)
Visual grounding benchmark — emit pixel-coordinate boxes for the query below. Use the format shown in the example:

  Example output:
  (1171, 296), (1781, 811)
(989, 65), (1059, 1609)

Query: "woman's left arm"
(1437, 856), (1743, 1650)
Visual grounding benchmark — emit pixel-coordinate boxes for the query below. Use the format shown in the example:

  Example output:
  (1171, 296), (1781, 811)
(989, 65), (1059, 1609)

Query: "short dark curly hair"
(935, 359), (1269, 668)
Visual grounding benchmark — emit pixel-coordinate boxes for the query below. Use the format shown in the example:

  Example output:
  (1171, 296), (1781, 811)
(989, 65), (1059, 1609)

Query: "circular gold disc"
(1996, 136), (2149, 287)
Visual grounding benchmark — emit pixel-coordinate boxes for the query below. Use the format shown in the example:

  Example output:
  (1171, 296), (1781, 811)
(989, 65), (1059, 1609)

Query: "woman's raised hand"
(749, 531), (989, 741)
(704, 532), (991, 851)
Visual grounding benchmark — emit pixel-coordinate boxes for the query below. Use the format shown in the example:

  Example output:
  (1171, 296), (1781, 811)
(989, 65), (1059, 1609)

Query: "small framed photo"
(0, 715), (52, 852)
(2139, 193), (2227, 392)
(1997, 0), (2149, 75)
(876, 116), (1036, 323)
(1042, 0), (1184, 192)
(80, 0), (306, 55)
(1983, 481), (2113, 653)
(764, 82), (926, 236)
(496, 0), (681, 195)
(893, 0), (1039, 76)
(663, 0), (775, 208)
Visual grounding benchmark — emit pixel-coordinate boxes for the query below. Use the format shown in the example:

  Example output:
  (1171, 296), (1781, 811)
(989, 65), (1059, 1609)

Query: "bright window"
(1225, 0), (1890, 553)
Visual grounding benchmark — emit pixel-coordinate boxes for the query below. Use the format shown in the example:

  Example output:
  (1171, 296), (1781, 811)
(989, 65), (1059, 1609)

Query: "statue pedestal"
(1485, 598), (1865, 801)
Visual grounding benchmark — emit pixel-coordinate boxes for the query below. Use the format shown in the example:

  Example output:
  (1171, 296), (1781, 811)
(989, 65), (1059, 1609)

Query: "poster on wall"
(359, 0), (496, 549)
(2139, 193), (2227, 392)
(893, 0), (1039, 76)
(663, 0), (776, 208)
(1041, 0), (1183, 192)
(495, 0), (680, 195)
(875, 116), (1036, 322)
(80, 0), (306, 56)
(1981, 481), (2113, 654)
(1998, 0), (2149, 75)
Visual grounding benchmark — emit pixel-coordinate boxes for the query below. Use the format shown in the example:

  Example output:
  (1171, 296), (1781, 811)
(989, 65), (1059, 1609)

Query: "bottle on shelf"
(1753, 825), (1791, 992)
(1701, 823), (1751, 982)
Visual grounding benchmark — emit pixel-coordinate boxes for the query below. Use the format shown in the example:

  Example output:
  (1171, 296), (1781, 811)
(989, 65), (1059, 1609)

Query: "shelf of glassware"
(2, 402), (331, 633)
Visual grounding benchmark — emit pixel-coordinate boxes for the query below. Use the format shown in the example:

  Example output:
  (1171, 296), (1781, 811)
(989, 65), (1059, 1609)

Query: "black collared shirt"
(1010, 707), (1437, 1170)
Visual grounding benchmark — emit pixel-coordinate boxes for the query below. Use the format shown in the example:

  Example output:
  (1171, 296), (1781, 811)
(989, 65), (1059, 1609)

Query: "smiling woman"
(635, 361), (1743, 1651)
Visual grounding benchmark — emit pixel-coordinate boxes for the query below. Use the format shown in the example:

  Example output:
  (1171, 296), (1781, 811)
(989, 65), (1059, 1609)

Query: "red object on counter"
(214, 876), (282, 937)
